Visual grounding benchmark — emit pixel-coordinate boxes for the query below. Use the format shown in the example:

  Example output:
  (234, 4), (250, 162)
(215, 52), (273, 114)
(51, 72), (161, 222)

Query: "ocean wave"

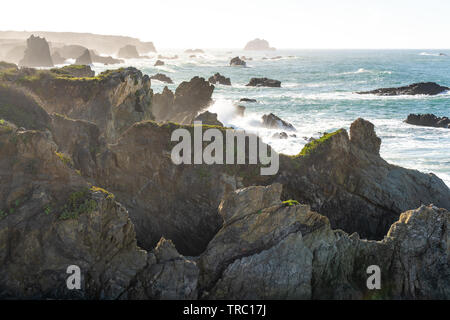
(419, 52), (447, 57)
(336, 68), (392, 76)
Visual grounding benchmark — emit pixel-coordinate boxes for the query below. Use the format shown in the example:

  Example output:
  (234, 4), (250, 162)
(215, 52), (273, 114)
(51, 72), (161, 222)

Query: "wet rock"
(246, 77), (281, 87)
(240, 98), (257, 103)
(230, 56), (246, 67)
(357, 82), (449, 96)
(19, 35), (53, 68)
(405, 113), (450, 129)
(154, 60), (164, 66)
(150, 73), (173, 84)
(208, 73), (231, 86)
(262, 113), (296, 131)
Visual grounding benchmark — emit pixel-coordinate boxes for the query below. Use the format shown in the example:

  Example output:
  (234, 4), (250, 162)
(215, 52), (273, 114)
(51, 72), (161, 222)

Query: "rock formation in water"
(357, 82), (449, 96)
(230, 56), (246, 67)
(247, 77), (281, 87)
(152, 77), (214, 124)
(154, 60), (164, 66)
(194, 111), (224, 127)
(150, 73), (173, 84)
(405, 113), (450, 128)
(208, 73), (231, 86)
(262, 113), (296, 131)
(51, 52), (66, 64)
(276, 118), (450, 240)
(240, 98), (257, 103)
(118, 45), (140, 59)
(74, 49), (93, 65)
(19, 35), (54, 68)
(53, 45), (123, 65)
(244, 38), (276, 51)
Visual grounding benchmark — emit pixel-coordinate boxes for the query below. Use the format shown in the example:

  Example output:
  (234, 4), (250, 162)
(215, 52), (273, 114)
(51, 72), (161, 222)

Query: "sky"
(1, 0), (450, 49)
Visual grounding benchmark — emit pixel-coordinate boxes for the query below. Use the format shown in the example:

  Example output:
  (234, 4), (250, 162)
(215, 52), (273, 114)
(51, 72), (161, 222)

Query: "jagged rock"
(154, 60), (164, 66)
(194, 111), (223, 127)
(185, 49), (204, 54)
(357, 82), (449, 96)
(246, 77), (281, 87)
(244, 38), (276, 51)
(0, 124), (147, 299)
(75, 49), (92, 65)
(200, 184), (450, 299)
(262, 113), (296, 131)
(276, 118), (450, 240)
(117, 45), (140, 59)
(152, 77), (214, 124)
(127, 238), (199, 300)
(240, 98), (257, 103)
(51, 52), (66, 64)
(1, 67), (153, 143)
(208, 73), (231, 86)
(51, 65), (95, 78)
(150, 73), (173, 84)
(230, 56), (246, 67)
(272, 132), (288, 139)
(405, 113), (450, 129)
(19, 35), (54, 68)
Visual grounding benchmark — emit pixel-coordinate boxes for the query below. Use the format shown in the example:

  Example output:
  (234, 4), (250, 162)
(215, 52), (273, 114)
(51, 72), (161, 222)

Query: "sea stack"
(75, 49), (93, 65)
(19, 35), (54, 68)
(244, 38), (276, 51)
(118, 45), (140, 59)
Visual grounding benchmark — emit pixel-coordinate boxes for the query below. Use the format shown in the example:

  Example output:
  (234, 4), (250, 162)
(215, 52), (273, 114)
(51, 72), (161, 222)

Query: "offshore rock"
(19, 35), (54, 68)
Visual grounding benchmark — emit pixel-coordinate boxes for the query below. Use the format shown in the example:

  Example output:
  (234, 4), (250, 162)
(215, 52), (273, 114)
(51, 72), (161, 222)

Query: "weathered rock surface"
(194, 111), (224, 127)
(276, 118), (450, 240)
(262, 113), (296, 131)
(117, 45), (140, 59)
(357, 82), (449, 96)
(152, 77), (214, 124)
(1, 66), (153, 143)
(208, 73), (231, 86)
(150, 73), (173, 84)
(199, 184), (450, 299)
(74, 49), (92, 65)
(19, 35), (54, 68)
(244, 39), (276, 51)
(230, 56), (246, 67)
(127, 238), (199, 300)
(405, 113), (450, 129)
(247, 77), (281, 87)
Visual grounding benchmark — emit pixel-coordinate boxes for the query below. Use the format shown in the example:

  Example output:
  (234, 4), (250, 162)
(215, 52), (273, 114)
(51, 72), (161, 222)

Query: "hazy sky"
(2, 0), (450, 49)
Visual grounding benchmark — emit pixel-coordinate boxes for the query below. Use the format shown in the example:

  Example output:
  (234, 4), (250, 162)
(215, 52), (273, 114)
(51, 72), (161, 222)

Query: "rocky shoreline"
(0, 62), (449, 300)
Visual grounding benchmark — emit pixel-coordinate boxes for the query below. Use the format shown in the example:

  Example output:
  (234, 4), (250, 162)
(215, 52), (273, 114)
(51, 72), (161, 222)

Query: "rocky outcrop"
(74, 49), (92, 65)
(127, 238), (199, 300)
(405, 113), (450, 129)
(194, 111), (223, 127)
(152, 77), (214, 124)
(357, 82), (449, 96)
(208, 73), (231, 86)
(154, 60), (164, 66)
(1, 66), (153, 143)
(199, 184), (450, 299)
(262, 113), (296, 131)
(244, 38), (276, 51)
(150, 73), (173, 84)
(50, 65), (95, 78)
(240, 98), (257, 103)
(54, 45), (123, 65)
(247, 77), (281, 87)
(230, 56), (246, 67)
(19, 35), (54, 68)
(276, 118), (450, 240)
(117, 45), (140, 59)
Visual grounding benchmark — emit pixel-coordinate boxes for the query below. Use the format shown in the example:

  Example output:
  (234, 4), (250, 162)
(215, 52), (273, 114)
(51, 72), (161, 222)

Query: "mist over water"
(92, 49), (450, 186)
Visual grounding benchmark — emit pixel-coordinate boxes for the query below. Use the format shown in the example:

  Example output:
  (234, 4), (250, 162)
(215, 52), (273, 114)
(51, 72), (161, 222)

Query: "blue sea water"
(92, 49), (450, 186)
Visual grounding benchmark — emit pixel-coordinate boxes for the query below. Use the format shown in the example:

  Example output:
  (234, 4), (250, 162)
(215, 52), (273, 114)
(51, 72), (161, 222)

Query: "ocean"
(92, 49), (450, 186)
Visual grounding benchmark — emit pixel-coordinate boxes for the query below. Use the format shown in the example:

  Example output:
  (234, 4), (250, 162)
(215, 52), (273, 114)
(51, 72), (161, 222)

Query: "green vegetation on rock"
(282, 200), (300, 207)
(297, 129), (345, 157)
(59, 189), (97, 220)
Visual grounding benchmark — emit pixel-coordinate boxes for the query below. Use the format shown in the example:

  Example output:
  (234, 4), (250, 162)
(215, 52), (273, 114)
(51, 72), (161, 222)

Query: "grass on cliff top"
(0, 61), (17, 70)
(296, 129), (345, 158)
